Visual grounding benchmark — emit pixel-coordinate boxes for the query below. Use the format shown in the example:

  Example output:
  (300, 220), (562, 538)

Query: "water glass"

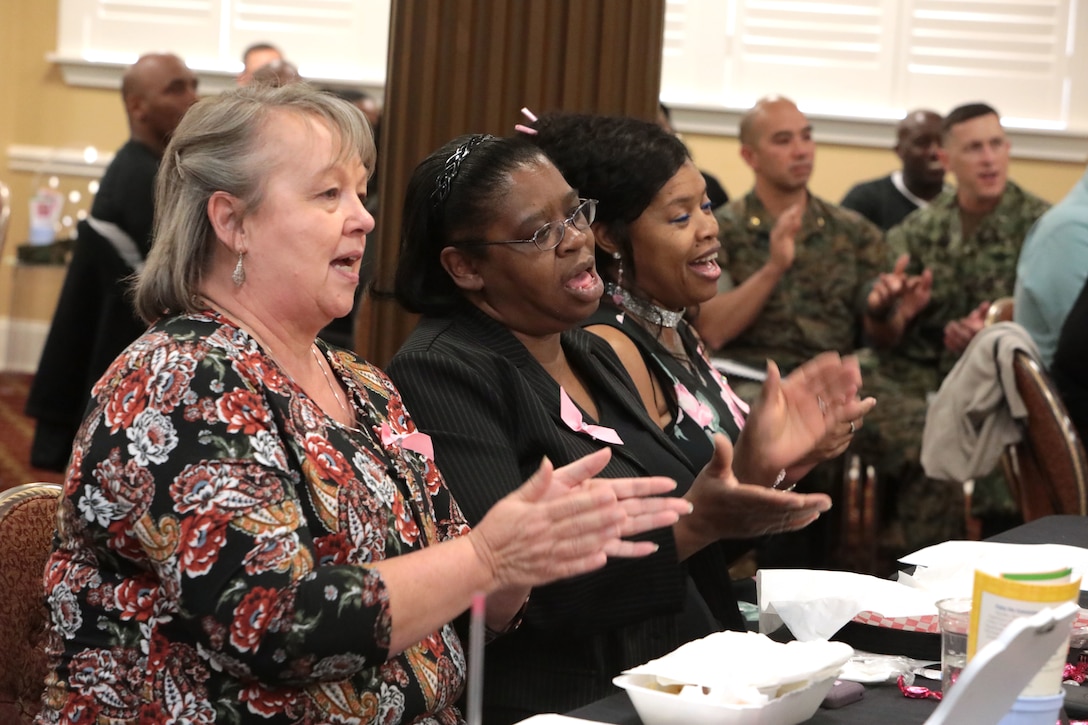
(936, 597), (972, 694)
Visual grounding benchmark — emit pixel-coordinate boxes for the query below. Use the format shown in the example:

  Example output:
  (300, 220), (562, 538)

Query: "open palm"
(734, 353), (872, 478)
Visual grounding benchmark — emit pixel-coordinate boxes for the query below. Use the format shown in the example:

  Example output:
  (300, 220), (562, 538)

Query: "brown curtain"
(357, 0), (666, 367)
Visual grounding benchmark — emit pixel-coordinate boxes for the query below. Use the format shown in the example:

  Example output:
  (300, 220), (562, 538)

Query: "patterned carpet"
(0, 373), (66, 492)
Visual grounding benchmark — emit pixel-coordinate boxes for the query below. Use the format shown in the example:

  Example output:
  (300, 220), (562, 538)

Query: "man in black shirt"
(28, 53), (198, 470)
(841, 109), (946, 231)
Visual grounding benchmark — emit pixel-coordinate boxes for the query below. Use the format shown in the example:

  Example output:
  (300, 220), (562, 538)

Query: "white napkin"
(758, 569), (937, 641)
(622, 631), (853, 703)
(758, 542), (1088, 643)
(900, 541), (1088, 593)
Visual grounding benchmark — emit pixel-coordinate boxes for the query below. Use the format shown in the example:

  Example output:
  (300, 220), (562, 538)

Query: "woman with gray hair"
(37, 84), (689, 724)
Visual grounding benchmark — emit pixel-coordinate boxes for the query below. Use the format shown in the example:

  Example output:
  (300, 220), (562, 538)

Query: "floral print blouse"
(37, 312), (469, 725)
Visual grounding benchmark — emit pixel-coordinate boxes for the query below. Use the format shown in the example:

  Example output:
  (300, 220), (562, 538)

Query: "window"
(661, 0), (1086, 133)
(55, 0), (390, 87)
(50, 0), (1088, 155)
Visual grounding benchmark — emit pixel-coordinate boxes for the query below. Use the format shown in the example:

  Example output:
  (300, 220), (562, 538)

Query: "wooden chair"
(1001, 350), (1088, 520)
(0, 483), (62, 723)
(984, 296), (1015, 326)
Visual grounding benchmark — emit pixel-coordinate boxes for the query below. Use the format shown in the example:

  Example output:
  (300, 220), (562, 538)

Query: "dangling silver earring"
(232, 251), (246, 286)
(610, 251), (626, 310)
(612, 251), (624, 289)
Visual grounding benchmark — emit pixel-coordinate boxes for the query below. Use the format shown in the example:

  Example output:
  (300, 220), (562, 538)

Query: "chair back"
(1003, 350), (1088, 520)
(985, 296), (1015, 326)
(0, 483), (61, 723)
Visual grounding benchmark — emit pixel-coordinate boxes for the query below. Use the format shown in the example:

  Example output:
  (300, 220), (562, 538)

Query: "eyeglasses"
(462, 198), (597, 251)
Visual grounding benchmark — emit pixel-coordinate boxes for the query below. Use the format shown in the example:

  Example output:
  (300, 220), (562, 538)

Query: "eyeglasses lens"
(535, 199), (596, 250)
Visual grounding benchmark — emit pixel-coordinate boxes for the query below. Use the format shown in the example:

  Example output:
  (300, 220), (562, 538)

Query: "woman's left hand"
(732, 352), (876, 483)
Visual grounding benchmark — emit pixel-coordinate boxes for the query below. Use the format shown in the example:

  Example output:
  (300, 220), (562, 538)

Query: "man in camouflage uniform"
(695, 96), (930, 569)
(863, 103), (1050, 551)
(696, 96), (923, 368)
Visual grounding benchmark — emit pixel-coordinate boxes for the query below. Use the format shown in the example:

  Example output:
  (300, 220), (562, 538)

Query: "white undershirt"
(890, 170), (936, 209)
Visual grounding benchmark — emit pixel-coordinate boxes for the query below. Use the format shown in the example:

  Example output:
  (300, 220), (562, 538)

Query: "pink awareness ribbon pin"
(559, 388), (623, 445)
(380, 423), (435, 460)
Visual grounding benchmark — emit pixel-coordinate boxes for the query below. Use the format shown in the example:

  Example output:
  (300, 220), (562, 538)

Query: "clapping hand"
(943, 301), (989, 355)
(679, 435), (832, 554)
(469, 449), (692, 588)
(732, 353), (876, 481)
(867, 253), (933, 324)
(768, 202), (802, 273)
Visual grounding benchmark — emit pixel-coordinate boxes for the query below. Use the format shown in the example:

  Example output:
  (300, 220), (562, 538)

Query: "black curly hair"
(528, 112), (691, 285)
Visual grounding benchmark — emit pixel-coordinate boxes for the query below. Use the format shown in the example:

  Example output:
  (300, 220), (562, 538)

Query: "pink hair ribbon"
(515, 106), (539, 135)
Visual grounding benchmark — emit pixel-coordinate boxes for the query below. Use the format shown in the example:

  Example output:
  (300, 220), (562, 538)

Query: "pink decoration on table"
(897, 675), (942, 701)
(380, 423), (434, 460)
(1065, 661), (1088, 684)
(559, 388), (623, 445)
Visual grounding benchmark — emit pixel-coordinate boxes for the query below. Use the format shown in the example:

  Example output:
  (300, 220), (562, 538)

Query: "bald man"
(91, 53), (200, 249)
(842, 110), (947, 231)
(694, 96), (934, 568)
(695, 96), (925, 363)
(28, 53), (198, 471)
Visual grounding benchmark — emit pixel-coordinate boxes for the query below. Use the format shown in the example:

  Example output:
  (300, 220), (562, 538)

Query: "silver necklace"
(310, 344), (354, 425)
(606, 283), (684, 328)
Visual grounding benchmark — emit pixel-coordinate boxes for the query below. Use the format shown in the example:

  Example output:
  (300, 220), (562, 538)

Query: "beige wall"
(683, 132), (1085, 207)
(1, 0), (128, 324)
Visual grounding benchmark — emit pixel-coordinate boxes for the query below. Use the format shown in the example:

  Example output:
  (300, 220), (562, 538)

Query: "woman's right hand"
(467, 449), (692, 589)
(675, 434), (832, 559)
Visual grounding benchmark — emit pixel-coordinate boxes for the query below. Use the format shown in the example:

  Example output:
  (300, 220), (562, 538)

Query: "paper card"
(969, 568), (1081, 697)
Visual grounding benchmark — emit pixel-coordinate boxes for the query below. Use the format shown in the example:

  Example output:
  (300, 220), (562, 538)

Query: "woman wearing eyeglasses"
(386, 134), (863, 723)
(526, 113), (876, 488)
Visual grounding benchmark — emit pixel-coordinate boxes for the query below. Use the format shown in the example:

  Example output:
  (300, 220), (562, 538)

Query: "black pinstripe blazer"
(387, 305), (745, 722)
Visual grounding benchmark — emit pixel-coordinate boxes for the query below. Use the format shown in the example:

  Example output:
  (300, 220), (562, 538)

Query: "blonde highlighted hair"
(134, 83), (375, 323)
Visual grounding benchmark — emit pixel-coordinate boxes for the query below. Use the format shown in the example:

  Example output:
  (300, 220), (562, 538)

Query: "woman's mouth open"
(564, 265), (604, 302)
(689, 250), (721, 281)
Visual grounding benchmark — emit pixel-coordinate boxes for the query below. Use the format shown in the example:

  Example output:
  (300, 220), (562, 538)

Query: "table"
(568, 515), (1088, 724)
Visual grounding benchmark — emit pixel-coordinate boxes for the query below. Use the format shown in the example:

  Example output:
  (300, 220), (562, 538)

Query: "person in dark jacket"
(26, 52), (198, 470)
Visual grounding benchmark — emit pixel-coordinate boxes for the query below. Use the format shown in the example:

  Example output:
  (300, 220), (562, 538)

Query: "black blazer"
(26, 219), (149, 470)
(387, 305), (744, 722)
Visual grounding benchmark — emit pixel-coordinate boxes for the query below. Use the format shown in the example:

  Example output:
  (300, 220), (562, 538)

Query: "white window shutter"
(900, 0), (1073, 127)
(729, 0), (897, 116)
(56, 0), (389, 84)
(660, 0), (1083, 131)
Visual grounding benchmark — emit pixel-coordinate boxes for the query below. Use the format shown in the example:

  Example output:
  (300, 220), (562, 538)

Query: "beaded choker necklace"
(606, 283), (683, 329)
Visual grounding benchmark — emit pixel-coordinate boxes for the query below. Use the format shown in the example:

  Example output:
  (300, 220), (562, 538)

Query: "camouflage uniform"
(715, 191), (888, 371)
(862, 180), (1050, 551)
(885, 180), (1051, 381)
(715, 191), (890, 569)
